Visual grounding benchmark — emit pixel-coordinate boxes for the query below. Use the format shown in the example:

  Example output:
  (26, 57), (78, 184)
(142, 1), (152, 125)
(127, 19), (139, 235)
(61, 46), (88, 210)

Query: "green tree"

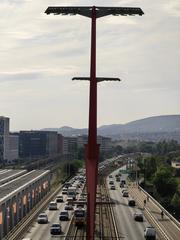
(144, 156), (157, 179)
(77, 147), (85, 160)
(153, 166), (177, 197)
(171, 185), (180, 218)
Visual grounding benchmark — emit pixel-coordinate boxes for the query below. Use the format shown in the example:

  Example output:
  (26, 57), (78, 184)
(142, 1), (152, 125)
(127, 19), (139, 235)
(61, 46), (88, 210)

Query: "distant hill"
(98, 115), (180, 135)
(42, 115), (180, 141)
(42, 126), (88, 136)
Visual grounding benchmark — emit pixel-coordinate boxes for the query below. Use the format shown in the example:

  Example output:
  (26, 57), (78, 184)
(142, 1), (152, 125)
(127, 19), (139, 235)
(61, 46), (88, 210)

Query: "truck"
(67, 187), (77, 200)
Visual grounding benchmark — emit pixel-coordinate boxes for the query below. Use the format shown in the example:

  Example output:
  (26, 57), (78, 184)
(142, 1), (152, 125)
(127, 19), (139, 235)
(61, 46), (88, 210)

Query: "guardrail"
(129, 186), (174, 240)
(144, 206), (173, 240)
(139, 186), (180, 229)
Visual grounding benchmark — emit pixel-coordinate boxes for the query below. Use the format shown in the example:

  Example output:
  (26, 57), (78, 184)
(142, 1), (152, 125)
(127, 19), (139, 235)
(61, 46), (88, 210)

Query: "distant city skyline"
(0, 0), (179, 131)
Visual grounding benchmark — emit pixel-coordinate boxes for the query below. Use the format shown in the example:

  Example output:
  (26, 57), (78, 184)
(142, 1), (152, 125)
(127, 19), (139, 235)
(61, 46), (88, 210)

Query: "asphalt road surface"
(107, 169), (158, 240)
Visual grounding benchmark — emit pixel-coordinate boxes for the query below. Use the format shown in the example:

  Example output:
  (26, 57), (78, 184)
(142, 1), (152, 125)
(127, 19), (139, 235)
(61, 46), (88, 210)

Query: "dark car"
(121, 180), (126, 185)
(120, 182), (124, 188)
(134, 212), (143, 222)
(110, 185), (116, 190)
(128, 199), (136, 207)
(59, 211), (69, 221)
(62, 188), (68, 194)
(50, 223), (62, 235)
(122, 191), (129, 197)
(109, 180), (114, 185)
(56, 195), (63, 203)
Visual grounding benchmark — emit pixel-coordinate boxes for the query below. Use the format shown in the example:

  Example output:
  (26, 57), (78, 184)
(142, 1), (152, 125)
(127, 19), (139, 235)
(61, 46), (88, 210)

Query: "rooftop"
(0, 170), (49, 203)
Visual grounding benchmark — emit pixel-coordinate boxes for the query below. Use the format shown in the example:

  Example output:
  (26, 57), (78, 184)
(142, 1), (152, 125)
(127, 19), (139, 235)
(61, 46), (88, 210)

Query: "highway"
(24, 167), (152, 240)
(107, 169), (157, 240)
(23, 178), (85, 240)
(21, 158), (180, 240)
(129, 184), (180, 240)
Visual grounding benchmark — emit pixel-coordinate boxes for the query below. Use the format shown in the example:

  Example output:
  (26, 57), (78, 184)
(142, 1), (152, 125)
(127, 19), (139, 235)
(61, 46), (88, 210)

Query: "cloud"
(163, 1), (180, 17)
(0, 0), (179, 129)
(0, 66), (79, 83)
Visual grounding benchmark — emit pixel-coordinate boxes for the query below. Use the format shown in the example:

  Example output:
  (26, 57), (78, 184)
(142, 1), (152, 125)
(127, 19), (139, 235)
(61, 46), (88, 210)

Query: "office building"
(19, 131), (58, 159)
(0, 117), (10, 165)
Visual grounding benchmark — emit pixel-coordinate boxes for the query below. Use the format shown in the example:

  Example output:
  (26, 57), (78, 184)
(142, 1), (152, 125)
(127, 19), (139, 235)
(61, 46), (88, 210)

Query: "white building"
(171, 161), (180, 169)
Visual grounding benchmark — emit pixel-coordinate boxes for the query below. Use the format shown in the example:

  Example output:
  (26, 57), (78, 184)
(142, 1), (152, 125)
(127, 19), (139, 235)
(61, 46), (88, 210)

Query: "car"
(79, 196), (87, 202)
(62, 188), (68, 194)
(59, 210), (69, 221)
(48, 201), (58, 210)
(109, 175), (113, 178)
(134, 212), (143, 222)
(37, 213), (48, 224)
(121, 180), (126, 185)
(110, 185), (116, 190)
(120, 182), (124, 188)
(109, 181), (114, 185)
(66, 197), (74, 203)
(122, 188), (128, 193)
(122, 191), (129, 197)
(76, 203), (85, 209)
(50, 223), (62, 235)
(63, 182), (71, 188)
(128, 199), (136, 207)
(144, 226), (156, 239)
(56, 195), (63, 203)
(64, 204), (74, 211)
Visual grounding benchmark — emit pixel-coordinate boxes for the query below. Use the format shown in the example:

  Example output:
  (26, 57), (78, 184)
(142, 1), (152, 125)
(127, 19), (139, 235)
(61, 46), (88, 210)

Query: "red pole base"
(85, 144), (99, 240)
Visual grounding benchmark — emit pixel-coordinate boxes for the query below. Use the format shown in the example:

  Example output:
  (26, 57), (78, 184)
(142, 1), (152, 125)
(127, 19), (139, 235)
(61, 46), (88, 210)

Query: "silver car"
(37, 213), (48, 224)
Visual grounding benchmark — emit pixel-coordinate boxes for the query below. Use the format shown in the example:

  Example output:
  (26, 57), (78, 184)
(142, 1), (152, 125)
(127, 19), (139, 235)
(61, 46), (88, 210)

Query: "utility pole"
(45, 6), (144, 240)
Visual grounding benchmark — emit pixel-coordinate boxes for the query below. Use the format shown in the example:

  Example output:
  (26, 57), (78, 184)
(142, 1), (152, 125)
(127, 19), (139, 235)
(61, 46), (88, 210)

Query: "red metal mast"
(45, 6), (143, 240)
(85, 6), (99, 239)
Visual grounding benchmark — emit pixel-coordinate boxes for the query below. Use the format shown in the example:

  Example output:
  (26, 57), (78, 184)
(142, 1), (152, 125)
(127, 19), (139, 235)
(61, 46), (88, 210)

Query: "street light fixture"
(45, 6), (144, 240)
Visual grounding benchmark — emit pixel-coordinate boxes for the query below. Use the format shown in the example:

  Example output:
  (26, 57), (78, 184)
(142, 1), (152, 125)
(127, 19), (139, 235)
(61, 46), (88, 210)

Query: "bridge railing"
(139, 185), (180, 228)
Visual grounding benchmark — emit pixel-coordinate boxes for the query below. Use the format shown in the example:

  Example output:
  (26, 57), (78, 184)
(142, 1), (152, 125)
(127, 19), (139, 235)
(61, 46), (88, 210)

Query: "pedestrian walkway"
(129, 184), (180, 240)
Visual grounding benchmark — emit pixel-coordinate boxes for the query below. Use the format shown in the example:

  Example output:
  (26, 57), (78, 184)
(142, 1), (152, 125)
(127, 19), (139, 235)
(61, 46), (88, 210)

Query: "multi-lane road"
(24, 168), (152, 240)
(22, 161), (180, 240)
(24, 176), (85, 240)
(107, 169), (157, 240)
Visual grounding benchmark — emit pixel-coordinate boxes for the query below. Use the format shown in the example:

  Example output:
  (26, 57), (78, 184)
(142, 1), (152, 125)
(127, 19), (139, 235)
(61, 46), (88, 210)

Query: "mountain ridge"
(42, 115), (180, 139)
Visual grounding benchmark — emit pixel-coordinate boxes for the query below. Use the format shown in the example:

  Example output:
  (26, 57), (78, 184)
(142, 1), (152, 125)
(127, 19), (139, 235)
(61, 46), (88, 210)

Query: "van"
(144, 226), (156, 240)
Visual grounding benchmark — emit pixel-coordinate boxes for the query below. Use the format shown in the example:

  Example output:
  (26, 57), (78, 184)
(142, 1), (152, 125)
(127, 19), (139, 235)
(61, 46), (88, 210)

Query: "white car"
(48, 201), (58, 210)
(37, 213), (48, 224)
(66, 196), (74, 203)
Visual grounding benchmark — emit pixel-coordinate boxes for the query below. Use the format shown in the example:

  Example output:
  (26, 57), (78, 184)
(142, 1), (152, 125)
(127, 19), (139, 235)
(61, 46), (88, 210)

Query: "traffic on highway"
(23, 172), (86, 240)
(107, 167), (157, 240)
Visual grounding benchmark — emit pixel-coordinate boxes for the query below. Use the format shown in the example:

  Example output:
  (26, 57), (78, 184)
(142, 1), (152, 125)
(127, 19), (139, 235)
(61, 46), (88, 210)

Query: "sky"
(0, 0), (180, 131)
